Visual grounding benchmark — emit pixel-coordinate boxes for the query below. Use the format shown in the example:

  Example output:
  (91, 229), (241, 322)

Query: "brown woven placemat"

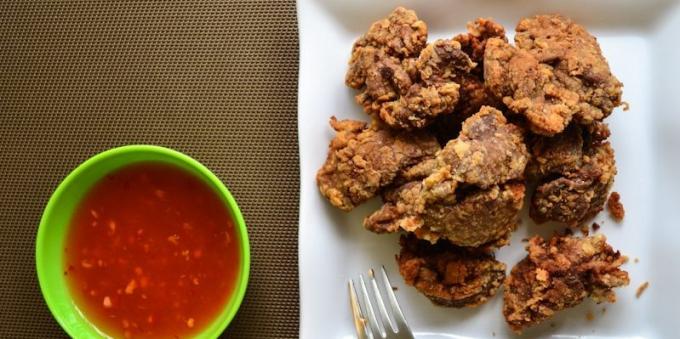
(0, 1), (299, 338)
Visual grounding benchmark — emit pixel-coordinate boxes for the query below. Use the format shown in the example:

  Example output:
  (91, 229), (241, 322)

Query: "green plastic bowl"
(35, 145), (250, 339)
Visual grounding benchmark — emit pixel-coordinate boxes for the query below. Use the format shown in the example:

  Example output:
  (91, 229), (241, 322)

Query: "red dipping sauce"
(64, 162), (239, 338)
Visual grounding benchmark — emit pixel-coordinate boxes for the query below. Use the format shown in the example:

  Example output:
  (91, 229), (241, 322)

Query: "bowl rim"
(35, 144), (251, 338)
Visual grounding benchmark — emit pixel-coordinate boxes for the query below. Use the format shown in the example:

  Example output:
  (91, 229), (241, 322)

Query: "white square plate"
(297, 1), (680, 338)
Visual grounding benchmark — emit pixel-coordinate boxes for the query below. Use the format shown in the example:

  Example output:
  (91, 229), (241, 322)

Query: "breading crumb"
(636, 281), (649, 298)
(601, 307), (607, 314)
(580, 225), (589, 236)
(622, 101), (630, 111)
(607, 192), (625, 221)
(586, 310), (594, 321)
(592, 222), (601, 232)
(634, 257), (639, 263)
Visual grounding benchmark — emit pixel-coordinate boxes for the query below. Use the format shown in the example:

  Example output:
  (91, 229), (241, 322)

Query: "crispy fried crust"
(607, 191), (625, 221)
(368, 182), (524, 247)
(515, 15), (623, 124)
(503, 234), (629, 333)
(407, 106), (529, 187)
(484, 15), (622, 136)
(397, 234), (506, 307)
(428, 18), (507, 143)
(352, 7), (428, 58)
(364, 107), (529, 246)
(454, 17), (507, 74)
(346, 8), (475, 130)
(528, 124), (616, 226)
(316, 117), (439, 211)
(525, 124), (584, 178)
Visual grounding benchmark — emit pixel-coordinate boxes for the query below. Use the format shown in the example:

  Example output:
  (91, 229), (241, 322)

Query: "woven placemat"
(0, 1), (299, 338)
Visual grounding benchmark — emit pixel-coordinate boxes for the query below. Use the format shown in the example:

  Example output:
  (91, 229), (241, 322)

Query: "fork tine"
(380, 266), (412, 334)
(348, 279), (369, 339)
(368, 268), (396, 333)
(359, 274), (384, 338)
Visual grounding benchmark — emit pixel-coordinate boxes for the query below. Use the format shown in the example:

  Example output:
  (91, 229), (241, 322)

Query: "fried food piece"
(430, 72), (505, 144)
(607, 191), (625, 221)
(515, 15), (623, 125)
(529, 124), (617, 226)
(484, 15), (623, 136)
(454, 18), (507, 74)
(377, 80), (462, 130)
(346, 7), (425, 94)
(346, 8), (475, 130)
(351, 6), (427, 58)
(397, 234), (506, 307)
(485, 38), (578, 136)
(525, 124), (584, 178)
(404, 106), (528, 187)
(417, 39), (476, 84)
(369, 39), (474, 130)
(503, 234), (629, 333)
(364, 107), (529, 246)
(316, 117), (439, 211)
(349, 47), (413, 108)
(369, 182), (525, 247)
(427, 18), (507, 144)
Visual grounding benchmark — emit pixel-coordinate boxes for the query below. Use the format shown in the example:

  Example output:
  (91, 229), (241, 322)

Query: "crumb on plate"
(636, 281), (649, 298)
(607, 192), (625, 221)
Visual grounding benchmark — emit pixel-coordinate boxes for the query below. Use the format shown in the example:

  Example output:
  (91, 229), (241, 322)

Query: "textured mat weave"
(0, 1), (299, 338)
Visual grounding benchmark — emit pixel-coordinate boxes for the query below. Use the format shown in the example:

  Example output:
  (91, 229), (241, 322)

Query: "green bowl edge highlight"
(35, 145), (250, 339)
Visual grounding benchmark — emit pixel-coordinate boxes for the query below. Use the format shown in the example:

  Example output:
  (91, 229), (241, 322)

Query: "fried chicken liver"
(316, 117), (439, 211)
(503, 234), (629, 333)
(346, 8), (475, 130)
(364, 106), (529, 247)
(484, 15), (623, 136)
(397, 234), (506, 307)
(431, 18), (508, 143)
(528, 123), (617, 226)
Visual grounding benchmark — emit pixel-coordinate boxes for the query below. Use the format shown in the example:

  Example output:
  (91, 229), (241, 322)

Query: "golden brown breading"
(454, 17), (507, 75)
(515, 15), (623, 125)
(426, 18), (507, 144)
(350, 47), (413, 105)
(377, 81), (462, 130)
(363, 107), (529, 246)
(397, 234), (506, 307)
(529, 124), (617, 227)
(484, 15), (623, 136)
(346, 7), (425, 94)
(607, 191), (625, 221)
(525, 124), (584, 178)
(368, 182), (524, 247)
(351, 6), (427, 58)
(485, 38), (578, 136)
(503, 234), (629, 333)
(316, 117), (439, 211)
(346, 8), (475, 130)
(405, 106), (529, 187)
(417, 39), (476, 84)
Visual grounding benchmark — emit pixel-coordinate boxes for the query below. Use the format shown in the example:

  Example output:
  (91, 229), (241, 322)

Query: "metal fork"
(348, 266), (414, 339)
